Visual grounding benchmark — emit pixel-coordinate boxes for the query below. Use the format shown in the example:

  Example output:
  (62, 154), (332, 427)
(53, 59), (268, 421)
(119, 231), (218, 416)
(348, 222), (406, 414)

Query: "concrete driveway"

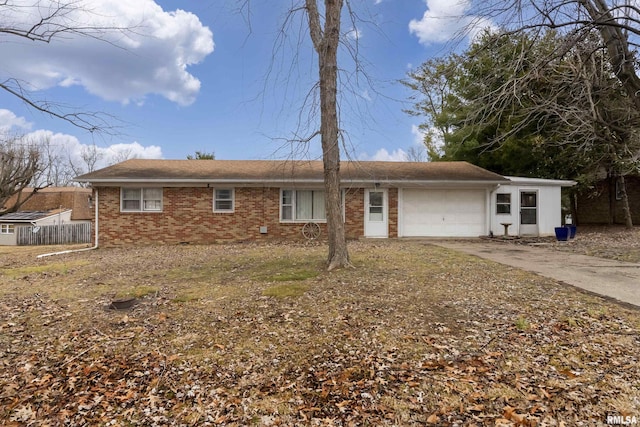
(432, 240), (640, 308)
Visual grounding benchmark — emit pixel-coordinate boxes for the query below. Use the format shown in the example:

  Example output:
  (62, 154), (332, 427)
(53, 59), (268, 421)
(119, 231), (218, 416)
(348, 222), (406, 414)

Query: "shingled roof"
(1, 187), (93, 220)
(75, 159), (509, 186)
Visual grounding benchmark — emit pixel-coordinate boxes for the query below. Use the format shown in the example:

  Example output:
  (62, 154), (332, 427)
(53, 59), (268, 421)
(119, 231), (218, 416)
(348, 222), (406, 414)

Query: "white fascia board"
(348, 180), (508, 187)
(505, 176), (577, 187)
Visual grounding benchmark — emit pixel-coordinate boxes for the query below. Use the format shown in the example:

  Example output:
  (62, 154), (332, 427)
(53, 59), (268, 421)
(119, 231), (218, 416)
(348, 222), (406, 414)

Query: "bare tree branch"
(0, 78), (118, 134)
(0, 135), (46, 212)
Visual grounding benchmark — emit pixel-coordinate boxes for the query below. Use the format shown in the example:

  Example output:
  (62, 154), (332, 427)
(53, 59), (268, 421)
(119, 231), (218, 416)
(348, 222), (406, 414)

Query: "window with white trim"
(281, 189), (326, 221)
(0, 224), (15, 234)
(213, 188), (234, 212)
(121, 188), (163, 212)
(496, 193), (511, 214)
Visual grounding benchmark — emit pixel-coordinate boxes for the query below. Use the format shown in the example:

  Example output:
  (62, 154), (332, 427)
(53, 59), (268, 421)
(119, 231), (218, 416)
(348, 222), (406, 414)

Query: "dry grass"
(0, 238), (638, 426)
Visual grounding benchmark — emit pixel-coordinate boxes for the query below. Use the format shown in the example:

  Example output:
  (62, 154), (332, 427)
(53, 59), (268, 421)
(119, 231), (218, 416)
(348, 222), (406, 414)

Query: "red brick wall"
(388, 188), (398, 238)
(96, 186), (380, 246)
(344, 188), (364, 239)
(576, 176), (640, 225)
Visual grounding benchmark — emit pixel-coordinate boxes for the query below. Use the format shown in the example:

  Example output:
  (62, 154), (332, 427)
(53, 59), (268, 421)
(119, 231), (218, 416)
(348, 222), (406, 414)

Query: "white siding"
(490, 184), (564, 236)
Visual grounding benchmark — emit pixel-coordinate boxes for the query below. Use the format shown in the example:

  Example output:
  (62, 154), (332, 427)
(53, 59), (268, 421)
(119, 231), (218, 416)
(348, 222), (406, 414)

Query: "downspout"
(37, 188), (99, 258)
(488, 184), (500, 237)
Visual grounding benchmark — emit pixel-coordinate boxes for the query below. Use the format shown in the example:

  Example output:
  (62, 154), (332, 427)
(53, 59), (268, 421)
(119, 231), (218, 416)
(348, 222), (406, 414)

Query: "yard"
(1, 228), (639, 426)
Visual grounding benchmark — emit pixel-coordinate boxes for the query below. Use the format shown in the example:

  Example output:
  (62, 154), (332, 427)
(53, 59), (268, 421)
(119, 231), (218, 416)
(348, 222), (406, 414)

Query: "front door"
(365, 189), (388, 237)
(519, 191), (538, 235)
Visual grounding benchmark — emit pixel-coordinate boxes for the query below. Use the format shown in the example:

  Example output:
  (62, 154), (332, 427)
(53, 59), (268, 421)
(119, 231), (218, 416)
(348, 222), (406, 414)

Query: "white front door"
(519, 191), (539, 236)
(365, 189), (388, 237)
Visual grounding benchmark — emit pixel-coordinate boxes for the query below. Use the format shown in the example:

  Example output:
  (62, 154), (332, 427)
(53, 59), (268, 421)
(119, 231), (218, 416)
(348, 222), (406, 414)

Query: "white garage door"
(401, 189), (486, 237)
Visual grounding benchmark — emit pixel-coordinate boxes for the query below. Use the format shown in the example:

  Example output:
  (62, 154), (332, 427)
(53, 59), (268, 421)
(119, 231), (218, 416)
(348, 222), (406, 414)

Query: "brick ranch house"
(74, 159), (574, 247)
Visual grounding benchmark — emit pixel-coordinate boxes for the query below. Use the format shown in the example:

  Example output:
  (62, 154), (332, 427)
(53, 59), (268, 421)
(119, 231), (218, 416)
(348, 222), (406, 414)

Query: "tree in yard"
(240, 0), (377, 268)
(37, 135), (78, 187)
(0, 136), (46, 213)
(68, 144), (105, 185)
(406, 28), (640, 226)
(464, 0), (640, 225)
(304, 0), (350, 270)
(405, 31), (592, 177)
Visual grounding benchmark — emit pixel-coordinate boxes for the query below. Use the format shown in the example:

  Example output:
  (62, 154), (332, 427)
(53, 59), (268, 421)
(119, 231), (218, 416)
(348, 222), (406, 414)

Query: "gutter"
(37, 188), (99, 258)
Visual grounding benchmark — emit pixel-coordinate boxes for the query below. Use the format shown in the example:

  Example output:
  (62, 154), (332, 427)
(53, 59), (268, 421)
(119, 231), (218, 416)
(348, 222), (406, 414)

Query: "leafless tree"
(35, 135), (77, 187)
(82, 144), (102, 170)
(304, 0), (351, 270)
(440, 0), (640, 224)
(110, 146), (137, 164)
(404, 146), (428, 162)
(66, 143), (103, 188)
(244, 1), (355, 268)
(239, 0), (385, 268)
(0, 135), (47, 213)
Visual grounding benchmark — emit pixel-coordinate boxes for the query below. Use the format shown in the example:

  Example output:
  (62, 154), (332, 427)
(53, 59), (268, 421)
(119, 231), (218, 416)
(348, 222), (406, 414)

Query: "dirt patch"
(1, 240), (638, 425)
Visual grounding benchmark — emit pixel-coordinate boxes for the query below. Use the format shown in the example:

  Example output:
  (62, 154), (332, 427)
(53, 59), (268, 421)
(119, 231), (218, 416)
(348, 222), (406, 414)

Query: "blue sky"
(0, 0), (489, 168)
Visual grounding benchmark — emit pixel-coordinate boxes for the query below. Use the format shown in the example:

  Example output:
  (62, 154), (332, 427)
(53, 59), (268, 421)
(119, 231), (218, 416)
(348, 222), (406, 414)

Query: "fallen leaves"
(0, 237), (639, 425)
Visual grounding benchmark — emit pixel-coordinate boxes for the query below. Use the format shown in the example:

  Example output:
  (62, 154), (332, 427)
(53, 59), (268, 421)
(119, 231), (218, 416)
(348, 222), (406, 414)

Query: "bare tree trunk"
(306, 0), (350, 270)
(617, 175), (634, 228)
(578, 0), (640, 111)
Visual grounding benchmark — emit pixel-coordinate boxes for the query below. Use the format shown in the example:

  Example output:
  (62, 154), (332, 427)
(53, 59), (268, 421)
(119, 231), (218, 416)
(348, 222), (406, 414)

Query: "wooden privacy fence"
(17, 223), (92, 246)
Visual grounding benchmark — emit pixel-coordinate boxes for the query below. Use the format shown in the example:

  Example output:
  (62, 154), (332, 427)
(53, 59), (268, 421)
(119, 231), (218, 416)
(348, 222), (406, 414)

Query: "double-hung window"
(281, 189), (326, 222)
(213, 188), (234, 212)
(0, 224), (14, 234)
(121, 188), (163, 212)
(496, 193), (511, 214)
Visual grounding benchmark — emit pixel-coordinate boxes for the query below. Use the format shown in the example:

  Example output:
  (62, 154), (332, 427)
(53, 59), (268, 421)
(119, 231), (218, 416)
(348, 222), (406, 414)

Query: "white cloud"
(0, 109), (33, 133)
(1, 110), (162, 170)
(0, 1), (214, 106)
(411, 124), (426, 146)
(346, 27), (362, 40)
(24, 129), (163, 169)
(409, 0), (495, 45)
(102, 142), (163, 164)
(360, 148), (408, 162)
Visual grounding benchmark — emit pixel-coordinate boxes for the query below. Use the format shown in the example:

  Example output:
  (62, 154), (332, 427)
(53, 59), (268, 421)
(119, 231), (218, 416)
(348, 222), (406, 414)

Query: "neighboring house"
(0, 187), (93, 246)
(575, 175), (640, 225)
(1, 187), (93, 221)
(0, 209), (71, 245)
(74, 159), (575, 247)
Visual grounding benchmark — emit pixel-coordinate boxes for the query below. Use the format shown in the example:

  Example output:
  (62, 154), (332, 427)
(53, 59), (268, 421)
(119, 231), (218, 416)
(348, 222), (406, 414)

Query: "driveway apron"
(432, 241), (640, 308)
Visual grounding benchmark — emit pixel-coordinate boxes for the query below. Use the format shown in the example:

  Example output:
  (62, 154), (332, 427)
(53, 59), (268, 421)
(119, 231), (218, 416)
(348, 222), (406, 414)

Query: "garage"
(400, 189), (487, 237)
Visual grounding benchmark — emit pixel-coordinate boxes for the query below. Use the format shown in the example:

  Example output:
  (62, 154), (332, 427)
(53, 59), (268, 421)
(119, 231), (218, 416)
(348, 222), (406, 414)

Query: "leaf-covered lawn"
(1, 239), (638, 426)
